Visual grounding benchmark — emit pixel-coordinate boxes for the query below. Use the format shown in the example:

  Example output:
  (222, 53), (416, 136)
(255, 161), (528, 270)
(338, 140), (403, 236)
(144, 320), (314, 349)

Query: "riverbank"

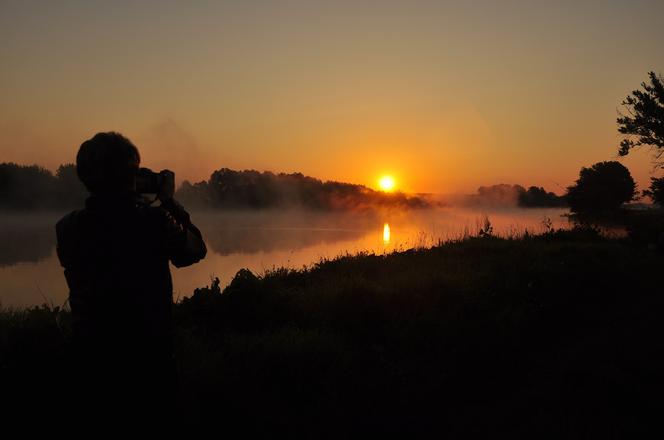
(2, 226), (663, 436)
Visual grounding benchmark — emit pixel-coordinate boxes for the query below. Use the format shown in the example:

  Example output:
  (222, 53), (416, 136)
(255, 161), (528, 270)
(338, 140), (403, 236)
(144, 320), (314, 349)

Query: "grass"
(2, 223), (664, 436)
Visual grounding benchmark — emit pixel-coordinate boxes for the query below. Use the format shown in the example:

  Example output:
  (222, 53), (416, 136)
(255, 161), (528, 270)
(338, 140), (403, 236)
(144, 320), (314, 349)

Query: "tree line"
(0, 163), (429, 211)
(0, 163), (86, 210)
(176, 168), (429, 211)
(2, 72), (661, 213)
(470, 184), (566, 207)
(1, 159), (659, 213)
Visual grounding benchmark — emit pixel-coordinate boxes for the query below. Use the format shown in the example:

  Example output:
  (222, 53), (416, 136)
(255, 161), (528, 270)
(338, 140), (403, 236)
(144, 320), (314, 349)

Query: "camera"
(136, 168), (175, 198)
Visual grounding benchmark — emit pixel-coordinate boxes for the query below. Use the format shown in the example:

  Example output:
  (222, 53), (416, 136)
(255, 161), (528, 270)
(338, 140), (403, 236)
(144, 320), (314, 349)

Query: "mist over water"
(0, 207), (570, 307)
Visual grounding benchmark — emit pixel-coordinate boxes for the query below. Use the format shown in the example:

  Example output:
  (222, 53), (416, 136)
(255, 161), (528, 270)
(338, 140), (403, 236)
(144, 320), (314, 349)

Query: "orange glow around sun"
(378, 175), (396, 192)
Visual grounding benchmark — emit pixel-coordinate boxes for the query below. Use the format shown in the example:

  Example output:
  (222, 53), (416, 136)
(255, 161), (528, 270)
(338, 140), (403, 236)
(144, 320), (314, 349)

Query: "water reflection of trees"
(0, 211), (376, 265)
(0, 216), (56, 266)
(202, 227), (366, 255)
(194, 211), (373, 255)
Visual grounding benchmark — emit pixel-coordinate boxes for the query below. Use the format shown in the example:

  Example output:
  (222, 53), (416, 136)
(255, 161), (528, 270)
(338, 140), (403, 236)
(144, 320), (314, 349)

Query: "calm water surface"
(0, 207), (570, 307)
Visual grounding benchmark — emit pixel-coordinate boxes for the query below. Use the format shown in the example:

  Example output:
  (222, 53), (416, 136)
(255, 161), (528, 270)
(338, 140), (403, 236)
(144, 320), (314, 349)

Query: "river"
(0, 207), (570, 307)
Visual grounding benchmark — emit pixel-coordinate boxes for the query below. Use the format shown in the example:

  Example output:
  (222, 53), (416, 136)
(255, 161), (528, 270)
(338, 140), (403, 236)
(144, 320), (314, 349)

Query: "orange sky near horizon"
(1, 1), (663, 195)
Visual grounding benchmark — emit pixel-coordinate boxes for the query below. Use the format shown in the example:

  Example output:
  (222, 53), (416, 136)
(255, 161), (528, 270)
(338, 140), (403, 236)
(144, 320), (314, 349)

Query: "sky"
(1, 0), (663, 194)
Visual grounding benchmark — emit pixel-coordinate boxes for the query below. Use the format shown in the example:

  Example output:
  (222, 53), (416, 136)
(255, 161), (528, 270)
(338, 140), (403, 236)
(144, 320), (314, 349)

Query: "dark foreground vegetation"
(3, 213), (664, 437)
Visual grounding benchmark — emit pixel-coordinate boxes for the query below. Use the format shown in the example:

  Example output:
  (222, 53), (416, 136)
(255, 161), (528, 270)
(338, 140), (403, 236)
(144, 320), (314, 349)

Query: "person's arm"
(160, 197), (207, 268)
(153, 170), (206, 267)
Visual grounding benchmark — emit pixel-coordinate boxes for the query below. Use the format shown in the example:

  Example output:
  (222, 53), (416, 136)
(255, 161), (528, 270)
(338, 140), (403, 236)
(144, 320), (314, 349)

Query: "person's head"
(76, 132), (141, 194)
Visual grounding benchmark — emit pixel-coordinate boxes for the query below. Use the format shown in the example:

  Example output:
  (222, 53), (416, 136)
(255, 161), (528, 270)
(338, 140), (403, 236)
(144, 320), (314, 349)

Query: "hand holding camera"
(136, 168), (190, 224)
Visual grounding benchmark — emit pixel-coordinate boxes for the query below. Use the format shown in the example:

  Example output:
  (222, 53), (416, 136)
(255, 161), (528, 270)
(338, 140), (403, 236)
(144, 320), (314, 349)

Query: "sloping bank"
(2, 227), (663, 436)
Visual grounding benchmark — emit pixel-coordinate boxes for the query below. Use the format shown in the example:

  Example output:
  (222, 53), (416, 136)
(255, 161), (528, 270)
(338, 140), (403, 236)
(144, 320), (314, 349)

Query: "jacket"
(55, 193), (206, 357)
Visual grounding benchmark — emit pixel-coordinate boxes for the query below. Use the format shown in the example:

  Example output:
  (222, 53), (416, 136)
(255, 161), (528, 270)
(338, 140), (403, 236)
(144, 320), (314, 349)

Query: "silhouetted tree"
(0, 163), (57, 209)
(643, 177), (664, 206)
(518, 186), (567, 207)
(470, 184), (565, 207)
(617, 71), (664, 166)
(55, 163), (87, 207)
(176, 180), (213, 209)
(474, 184), (525, 206)
(0, 162), (89, 209)
(566, 161), (636, 214)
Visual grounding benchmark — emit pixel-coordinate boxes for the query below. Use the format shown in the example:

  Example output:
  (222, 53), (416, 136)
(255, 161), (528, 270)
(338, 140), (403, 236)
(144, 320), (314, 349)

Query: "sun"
(378, 175), (396, 192)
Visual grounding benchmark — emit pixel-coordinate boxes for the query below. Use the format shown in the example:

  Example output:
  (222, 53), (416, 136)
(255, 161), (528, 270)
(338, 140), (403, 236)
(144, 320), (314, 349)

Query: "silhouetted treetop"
(566, 161), (636, 214)
(617, 71), (664, 166)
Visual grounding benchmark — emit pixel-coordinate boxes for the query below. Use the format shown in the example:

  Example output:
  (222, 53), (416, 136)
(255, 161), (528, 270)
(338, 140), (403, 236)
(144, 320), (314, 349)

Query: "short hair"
(76, 132), (140, 194)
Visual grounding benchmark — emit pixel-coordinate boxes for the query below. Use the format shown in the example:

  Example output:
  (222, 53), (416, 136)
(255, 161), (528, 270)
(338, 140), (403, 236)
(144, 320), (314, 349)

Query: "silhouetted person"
(56, 132), (206, 427)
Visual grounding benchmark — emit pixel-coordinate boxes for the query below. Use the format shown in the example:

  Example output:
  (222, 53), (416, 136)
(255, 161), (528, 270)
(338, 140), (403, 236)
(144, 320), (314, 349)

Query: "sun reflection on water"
(383, 223), (391, 244)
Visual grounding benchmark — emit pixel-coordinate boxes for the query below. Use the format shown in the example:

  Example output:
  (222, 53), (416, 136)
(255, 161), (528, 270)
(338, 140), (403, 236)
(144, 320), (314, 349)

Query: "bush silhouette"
(566, 161), (635, 214)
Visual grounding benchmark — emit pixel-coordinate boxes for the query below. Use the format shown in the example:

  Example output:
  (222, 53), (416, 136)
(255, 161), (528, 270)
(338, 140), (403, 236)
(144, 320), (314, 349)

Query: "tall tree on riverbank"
(566, 161), (636, 214)
(617, 71), (664, 204)
(618, 71), (664, 163)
